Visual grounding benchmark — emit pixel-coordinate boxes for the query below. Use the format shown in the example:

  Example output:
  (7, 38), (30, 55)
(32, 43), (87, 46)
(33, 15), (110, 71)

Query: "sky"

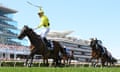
(0, 0), (120, 59)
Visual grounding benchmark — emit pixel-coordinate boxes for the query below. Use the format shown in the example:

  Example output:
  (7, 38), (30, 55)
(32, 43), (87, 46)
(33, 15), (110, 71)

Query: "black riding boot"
(100, 46), (105, 55)
(43, 37), (53, 50)
(43, 37), (49, 47)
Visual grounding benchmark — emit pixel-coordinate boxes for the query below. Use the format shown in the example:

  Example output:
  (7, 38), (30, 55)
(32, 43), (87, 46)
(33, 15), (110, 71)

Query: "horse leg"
(28, 49), (36, 67)
(101, 61), (105, 67)
(53, 57), (59, 67)
(45, 58), (49, 66)
(62, 56), (66, 65)
(29, 55), (34, 67)
(101, 58), (106, 67)
(94, 58), (99, 67)
(52, 57), (56, 67)
(52, 58), (55, 66)
(90, 57), (97, 67)
(42, 56), (49, 66)
(69, 55), (73, 65)
(55, 57), (58, 66)
(24, 55), (30, 67)
(89, 57), (94, 66)
(68, 57), (71, 65)
(52, 57), (60, 67)
(106, 60), (109, 66)
(29, 54), (34, 67)
(58, 55), (62, 65)
(43, 57), (46, 65)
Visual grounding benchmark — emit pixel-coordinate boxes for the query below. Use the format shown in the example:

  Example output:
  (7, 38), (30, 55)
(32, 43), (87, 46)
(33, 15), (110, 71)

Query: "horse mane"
(27, 27), (40, 38)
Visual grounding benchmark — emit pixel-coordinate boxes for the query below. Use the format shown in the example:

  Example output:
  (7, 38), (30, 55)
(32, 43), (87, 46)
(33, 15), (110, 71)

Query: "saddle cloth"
(47, 40), (54, 50)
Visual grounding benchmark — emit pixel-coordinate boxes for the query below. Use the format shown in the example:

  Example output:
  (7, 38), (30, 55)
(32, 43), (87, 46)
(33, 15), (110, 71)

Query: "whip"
(27, 1), (42, 9)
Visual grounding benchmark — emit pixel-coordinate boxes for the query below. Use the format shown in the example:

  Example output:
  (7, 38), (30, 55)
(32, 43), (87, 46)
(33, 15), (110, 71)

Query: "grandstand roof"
(47, 30), (90, 45)
(47, 30), (74, 38)
(0, 5), (17, 13)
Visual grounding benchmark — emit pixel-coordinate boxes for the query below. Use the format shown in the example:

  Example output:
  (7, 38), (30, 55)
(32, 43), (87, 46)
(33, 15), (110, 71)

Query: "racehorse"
(89, 38), (107, 67)
(109, 57), (117, 66)
(105, 51), (117, 66)
(18, 25), (66, 67)
(62, 50), (74, 65)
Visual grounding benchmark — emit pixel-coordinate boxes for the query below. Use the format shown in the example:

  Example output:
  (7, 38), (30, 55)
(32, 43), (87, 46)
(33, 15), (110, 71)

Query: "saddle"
(37, 35), (54, 50)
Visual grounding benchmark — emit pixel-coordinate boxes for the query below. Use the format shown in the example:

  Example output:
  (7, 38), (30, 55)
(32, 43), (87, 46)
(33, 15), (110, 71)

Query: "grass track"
(0, 67), (120, 72)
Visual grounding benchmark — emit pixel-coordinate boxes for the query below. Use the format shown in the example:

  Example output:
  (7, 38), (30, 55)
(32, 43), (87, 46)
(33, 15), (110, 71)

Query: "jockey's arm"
(35, 16), (49, 29)
(37, 19), (44, 28)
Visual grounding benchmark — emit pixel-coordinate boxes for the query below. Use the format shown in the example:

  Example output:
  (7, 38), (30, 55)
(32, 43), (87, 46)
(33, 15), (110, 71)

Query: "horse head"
(90, 39), (97, 48)
(18, 25), (33, 39)
(90, 38), (101, 54)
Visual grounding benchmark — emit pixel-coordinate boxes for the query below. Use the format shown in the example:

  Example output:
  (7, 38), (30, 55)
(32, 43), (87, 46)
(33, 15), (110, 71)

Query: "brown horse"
(89, 38), (107, 67)
(108, 57), (117, 66)
(62, 50), (74, 65)
(18, 25), (66, 67)
(105, 51), (117, 66)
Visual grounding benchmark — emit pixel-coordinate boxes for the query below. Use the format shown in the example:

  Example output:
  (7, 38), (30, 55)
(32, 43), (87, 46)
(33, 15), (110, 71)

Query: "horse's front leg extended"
(94, 58), (99, 67)
(68, 57), (71, 65)
(43, 57), (45, 65)
(89, 57), (95, 67)
(24, 55), (29, 66)
(101, 58), (106, 67)
(43, 56), (49, 66)
(29, 56), (34, 67)
(29, 53), (34, 67)
(45, 58), (49, 66)
(62, 56), (66, 64)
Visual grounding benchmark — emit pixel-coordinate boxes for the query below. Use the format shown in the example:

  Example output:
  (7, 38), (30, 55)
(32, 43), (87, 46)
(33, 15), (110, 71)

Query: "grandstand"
(0, 5), (29, 60)
(0, 5), (19, 45)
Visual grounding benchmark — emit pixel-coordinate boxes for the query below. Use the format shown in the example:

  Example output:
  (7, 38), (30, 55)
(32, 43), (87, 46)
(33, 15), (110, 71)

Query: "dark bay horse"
(18, 25), (66, 67)
(106, 56), (117, 66)
(105, 51), (117, 66)
(89, 38), (107, 67)
(62, 50), (74, 65)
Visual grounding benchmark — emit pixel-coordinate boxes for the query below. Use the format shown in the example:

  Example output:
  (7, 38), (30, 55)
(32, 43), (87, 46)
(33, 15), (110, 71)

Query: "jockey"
(95, 38), (105, 55)
(107, 50), (112, 60)
(35, 8), (50, 48)
(90, 38), (94, 47)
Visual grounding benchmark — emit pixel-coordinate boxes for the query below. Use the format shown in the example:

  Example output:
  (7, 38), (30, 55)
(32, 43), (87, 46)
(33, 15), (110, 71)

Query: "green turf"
(0, 67), (120, 72)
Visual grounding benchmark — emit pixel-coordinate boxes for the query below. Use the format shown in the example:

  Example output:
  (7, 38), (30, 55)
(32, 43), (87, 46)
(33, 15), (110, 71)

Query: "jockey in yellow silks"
(35, 8), (50, 47)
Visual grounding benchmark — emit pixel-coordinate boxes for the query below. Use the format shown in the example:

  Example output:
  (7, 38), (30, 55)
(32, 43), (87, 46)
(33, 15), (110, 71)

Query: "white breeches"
(40, 28), (50, 38)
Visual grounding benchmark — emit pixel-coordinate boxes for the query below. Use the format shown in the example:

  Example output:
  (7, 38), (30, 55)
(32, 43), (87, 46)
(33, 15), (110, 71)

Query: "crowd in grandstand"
(0, 43), (28, 50)
(0, 43), (29, 61)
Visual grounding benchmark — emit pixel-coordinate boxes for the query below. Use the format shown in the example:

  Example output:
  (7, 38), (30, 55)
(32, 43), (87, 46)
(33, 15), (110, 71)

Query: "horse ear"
(24, 25), (28, 29)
